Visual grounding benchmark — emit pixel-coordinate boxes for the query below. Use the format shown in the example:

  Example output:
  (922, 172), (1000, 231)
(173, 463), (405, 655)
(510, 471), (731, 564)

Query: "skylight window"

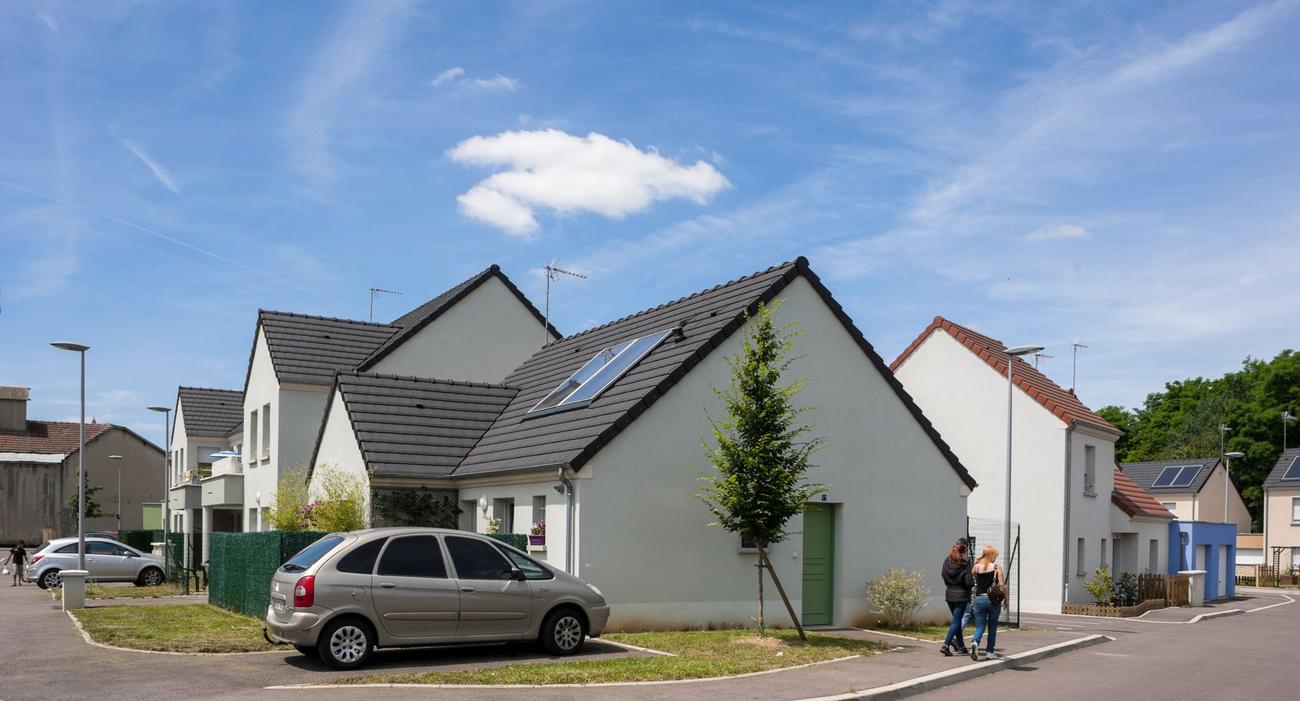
(1282, 456), (1300, 481)
(528, 329), (673, 415)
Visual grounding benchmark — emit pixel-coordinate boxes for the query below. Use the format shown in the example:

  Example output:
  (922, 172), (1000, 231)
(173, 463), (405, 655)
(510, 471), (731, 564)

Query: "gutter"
(557, 467), (575, 574)
(1061, 421), (1076, 604)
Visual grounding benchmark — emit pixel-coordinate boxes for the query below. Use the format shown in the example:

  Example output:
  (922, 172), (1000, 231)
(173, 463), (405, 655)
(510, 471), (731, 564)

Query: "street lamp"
(1004, 344), (1044, 583)
(109, 455), (124, 533)
(1284, 411), (1296, 451)
(51, 341), (90, 571)
(148, 405), (172, 576)
(1224, 451), (1245, 525)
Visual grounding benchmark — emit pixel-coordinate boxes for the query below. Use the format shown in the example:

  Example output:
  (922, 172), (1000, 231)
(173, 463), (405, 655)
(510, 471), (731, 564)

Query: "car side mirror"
(510, 568), (527, 582)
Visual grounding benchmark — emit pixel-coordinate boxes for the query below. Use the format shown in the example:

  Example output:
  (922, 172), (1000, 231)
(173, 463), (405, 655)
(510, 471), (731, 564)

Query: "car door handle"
(460, 586), (475, 593)
(380, 582), (397, 589)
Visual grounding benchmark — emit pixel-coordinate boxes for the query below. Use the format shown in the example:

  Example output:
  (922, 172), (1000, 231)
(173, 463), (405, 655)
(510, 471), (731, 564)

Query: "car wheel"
(540, 608), (586, 656)
(39, 569), (61, 590)
(135, 567), (165, 587)
(294, 645), (318, 658)
(317, 618), (374, 670)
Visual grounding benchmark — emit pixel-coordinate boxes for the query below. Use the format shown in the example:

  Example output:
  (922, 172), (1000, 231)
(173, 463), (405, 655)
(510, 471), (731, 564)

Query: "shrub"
(1084, 566), (1116, 605)
(267, 466), (312, 531)
(310, 467), (367, 532)
(1115, 571), (1138, 606)
(865, 568), (930, 627)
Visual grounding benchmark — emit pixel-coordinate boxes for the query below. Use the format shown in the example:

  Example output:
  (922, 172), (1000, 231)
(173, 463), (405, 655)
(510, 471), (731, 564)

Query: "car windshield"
(279, 535), (345, 573)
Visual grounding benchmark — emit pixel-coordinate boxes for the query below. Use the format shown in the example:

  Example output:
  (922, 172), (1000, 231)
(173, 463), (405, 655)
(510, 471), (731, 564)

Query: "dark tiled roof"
(256, 311), (400, 386)
(0, 421), (113, 456)
(1263, 449), (1300, 489)
(891, 316), (1120, 435)
(454, 258), (977, 489)
(358, 265), (558, 371)
(1120, 458), (1218, 496)
(318, 372), (517, 478)
(1112, 467), (1174, 519)
(177, 387), (243, 437)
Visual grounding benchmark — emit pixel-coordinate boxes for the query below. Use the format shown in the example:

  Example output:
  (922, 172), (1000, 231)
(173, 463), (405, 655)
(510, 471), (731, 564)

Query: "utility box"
(1179, 570), (1206, 607)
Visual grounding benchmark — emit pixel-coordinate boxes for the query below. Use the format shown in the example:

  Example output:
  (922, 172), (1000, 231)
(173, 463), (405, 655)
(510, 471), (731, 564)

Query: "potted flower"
(528, 521), (546, 546)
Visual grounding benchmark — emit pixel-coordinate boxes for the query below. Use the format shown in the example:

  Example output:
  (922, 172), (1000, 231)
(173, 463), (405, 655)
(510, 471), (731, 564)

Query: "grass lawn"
(71, 604), (275, 653)
(53, 583), (189, 600)
(338, 629), (889, 685)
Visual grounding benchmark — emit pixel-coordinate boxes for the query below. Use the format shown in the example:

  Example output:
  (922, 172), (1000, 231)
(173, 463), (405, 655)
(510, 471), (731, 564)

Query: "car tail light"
(31, 555), (43, 565)
(293, 576), (315, 608)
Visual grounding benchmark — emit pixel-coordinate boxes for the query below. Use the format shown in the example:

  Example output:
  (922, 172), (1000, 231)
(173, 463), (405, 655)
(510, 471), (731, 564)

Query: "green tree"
(696, 301), (825, 639)
(309, 466), (368, 532)
(67, 469), (114, 520)
(267, 465), (313, 531)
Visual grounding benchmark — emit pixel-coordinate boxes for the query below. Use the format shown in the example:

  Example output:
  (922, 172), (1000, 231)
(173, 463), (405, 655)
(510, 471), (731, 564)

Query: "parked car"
(263, 528), (611, 670)
(25, 537), (166, 589)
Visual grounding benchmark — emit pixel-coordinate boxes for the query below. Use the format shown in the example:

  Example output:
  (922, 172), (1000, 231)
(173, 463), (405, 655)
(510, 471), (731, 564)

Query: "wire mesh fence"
(208, 531), (328, 617)
(967, 516), (1021, 627)
(370, 487), (460, 528)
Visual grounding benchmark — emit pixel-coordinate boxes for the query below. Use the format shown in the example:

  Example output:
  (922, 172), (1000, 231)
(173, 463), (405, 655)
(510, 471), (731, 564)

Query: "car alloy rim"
(329, 626), (367, 663)
(555, 616), (582, 650)
(44, 572), (61, 588)
(143, 570), (162, 586)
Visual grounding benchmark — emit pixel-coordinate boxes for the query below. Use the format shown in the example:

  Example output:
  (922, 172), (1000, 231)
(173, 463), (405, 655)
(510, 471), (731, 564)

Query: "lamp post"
(1004, 344), (1044, 582)
(109, 455), (124, 533)
(1224, 451), (1244, 525)
(148, 405), (172, 576)
(1284, 411), (1296, 451)
(51, 342), (90, 571)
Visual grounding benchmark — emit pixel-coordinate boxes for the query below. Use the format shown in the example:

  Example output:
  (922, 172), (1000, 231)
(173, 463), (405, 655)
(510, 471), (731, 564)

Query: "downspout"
(557, 467), (575, 574)
(1061, 422), (1075, 604)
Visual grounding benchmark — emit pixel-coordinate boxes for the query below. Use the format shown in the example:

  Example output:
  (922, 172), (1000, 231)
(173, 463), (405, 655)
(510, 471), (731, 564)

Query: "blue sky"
(3, 1), (1299, 443)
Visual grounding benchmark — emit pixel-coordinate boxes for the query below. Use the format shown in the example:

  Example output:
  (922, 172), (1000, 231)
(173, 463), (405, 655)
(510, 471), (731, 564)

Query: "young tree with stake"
(697, 301), (825, 640)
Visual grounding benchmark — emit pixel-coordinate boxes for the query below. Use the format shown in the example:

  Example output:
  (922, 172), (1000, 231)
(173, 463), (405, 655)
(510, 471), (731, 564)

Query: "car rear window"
(280, 535), (345, 573)
(336, 537), (387, 574)
(55, 544), (77, 554)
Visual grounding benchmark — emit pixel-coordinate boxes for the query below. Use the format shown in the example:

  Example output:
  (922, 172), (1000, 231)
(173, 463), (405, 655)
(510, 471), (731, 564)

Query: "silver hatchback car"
(263, 528), (610, 669)
(25, 537), (166, 589)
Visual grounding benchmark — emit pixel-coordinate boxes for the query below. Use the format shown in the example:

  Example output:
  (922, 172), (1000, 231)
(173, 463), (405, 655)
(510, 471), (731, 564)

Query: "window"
(377, 536), (447, 578)
(1282, 456), (1300, 481)
(494, 543), (553, 580)
(1161, 502), (1177, 515)
(337, 538), (387, 574)
(280, 536), (344, 572)
(261, 404), (271, 459)
(532, 496), (547, 531)
(1112, 539), (1121, 573)
(446, 536), (514, 580)
(248, 508), (258, 531)
(493, 498), (515, 533)
(1083, 445), (1096, 495)
(1100, 538), (1108, 569)
(460, 500), (478, 532)
(55, 543), (78, 554)
(528, 328), (674, 415)
(1149, 539), (1159, 572)
(249, 409), (259, 463)
(740, 534), (758, 551)
(1076, 538), (1085, 576)
(1292, 497), (1300, 523)
(87, 541), (119, 556)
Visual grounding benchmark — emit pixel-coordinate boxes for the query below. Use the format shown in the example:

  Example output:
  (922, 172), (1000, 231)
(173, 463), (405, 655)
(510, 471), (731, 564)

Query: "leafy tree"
(67, 468), (114, 520)
(697, 301), (825, 639)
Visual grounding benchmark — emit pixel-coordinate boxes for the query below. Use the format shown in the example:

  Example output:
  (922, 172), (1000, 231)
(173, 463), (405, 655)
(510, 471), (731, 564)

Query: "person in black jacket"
(939, 538), (972, 656)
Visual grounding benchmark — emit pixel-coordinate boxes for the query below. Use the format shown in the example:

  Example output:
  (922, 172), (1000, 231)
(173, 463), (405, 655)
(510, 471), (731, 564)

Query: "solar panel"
(1151, 466), (1181, 488)
(1283, 456), (1300, 481)
(528, 329), (673, 415)
(1170, 464), (1202, 488)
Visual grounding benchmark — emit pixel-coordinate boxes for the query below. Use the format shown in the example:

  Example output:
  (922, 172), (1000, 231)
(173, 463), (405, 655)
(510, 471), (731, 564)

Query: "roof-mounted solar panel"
(1151, 466), (1181, 488)
(1170, 464), (1202, 488)
(1283, 456), (1300, 481)
(528, 329), (673, 416)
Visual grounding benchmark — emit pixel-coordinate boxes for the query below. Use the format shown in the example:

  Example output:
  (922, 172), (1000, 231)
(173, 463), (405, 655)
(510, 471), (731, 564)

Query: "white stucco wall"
(371, 276), (556, 382)
(310, 390), (371, 521)
(242, 329), (279, 530)
(562, 277), (970, 631)
(1066, 428), (1118, 604)
(1265, 486), (1300, 552)
(455, 477), (570, 571)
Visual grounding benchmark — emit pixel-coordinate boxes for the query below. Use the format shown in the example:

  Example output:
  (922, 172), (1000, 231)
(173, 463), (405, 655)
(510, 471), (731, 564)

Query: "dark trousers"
(943, 600), (967, 649)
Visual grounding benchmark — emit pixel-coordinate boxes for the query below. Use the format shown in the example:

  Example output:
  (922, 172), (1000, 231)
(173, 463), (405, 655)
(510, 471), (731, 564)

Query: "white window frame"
(249, 409), (259, 465)
(260, 403), (271, 461)
(1292, 497), (1300, 523)
(1083, 445), (1097, 496)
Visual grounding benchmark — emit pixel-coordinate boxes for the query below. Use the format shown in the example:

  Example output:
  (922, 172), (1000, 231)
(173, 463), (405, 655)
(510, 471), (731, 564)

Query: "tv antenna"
(1071, 341), (1088, 392)
(1032, 352), (1054, 369)
(543, 259), (586, 344)
(369, 287), (402, 322)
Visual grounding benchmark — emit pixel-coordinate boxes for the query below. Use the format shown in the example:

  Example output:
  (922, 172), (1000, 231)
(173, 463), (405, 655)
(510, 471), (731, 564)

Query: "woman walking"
(939, 538), (971, 656)
(969, 545), (1005, 661)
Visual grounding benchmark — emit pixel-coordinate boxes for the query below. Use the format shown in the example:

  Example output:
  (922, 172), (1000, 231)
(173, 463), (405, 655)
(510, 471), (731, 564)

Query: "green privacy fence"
(208, 531), (328, 617)
(487, 533), (528, 550)
(118, 529), (162, 554)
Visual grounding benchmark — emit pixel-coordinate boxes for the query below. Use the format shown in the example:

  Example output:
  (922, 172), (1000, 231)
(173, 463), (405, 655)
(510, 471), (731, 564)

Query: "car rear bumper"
(588, 603), (611, 637)
(264, 606), (325, 646)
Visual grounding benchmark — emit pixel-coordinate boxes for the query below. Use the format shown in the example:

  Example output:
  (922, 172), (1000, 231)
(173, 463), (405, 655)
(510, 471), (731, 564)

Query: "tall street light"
(109, 455), (124, 533)
(148, 405), (172, 576)
(1224, 451), (1244, 525)
(51, 341), (90, 571)
(1005, 344), (1044, 583)
(1284, 411), (1296, 451)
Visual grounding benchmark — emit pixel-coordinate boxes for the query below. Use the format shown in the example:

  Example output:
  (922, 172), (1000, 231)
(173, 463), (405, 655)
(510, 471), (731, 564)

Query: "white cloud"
(430, 66), (464, 86)
(36, 12), (58, 30)
(468, 74), (519, 91)
(1025, 223), (1088, 241)
(448, 129), (731, 237)
(117, 137), (182, 195)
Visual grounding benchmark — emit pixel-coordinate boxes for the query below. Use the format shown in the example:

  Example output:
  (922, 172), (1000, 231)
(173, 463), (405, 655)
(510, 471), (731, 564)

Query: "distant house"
(310, 258), (977, 630)
(891, 316), (1168, 613)
(167, 387), (244, 565)
(0, 386), (164, 543)
(1119, 458), (1251, 531)
(1262, 448), (1300, 573)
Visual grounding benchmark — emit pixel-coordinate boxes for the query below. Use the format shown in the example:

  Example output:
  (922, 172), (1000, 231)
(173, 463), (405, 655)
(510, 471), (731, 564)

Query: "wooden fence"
(1137, 573), (1190, 607)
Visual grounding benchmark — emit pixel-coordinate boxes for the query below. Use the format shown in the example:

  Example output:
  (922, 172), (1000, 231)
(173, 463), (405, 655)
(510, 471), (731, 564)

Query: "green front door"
(801, 504), (835, 626)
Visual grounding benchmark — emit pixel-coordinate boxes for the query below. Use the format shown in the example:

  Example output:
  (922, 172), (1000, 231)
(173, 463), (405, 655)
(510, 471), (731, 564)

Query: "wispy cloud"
(430, 66), (464, 85)
(36, 12), (58, 31)
(116, 136), (182, 194)
(429, 66), (520, 91)
(468, 74), (519, 91)
(448, 129), (731, 238)
(1025, 223), (1087, 241)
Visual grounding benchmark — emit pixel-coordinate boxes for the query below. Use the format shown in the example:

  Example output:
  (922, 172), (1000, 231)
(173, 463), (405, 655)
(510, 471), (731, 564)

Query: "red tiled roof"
(0, 421), (112, 455)
(890, 316), (1119, 435)
(1112, 467), (1174, 519)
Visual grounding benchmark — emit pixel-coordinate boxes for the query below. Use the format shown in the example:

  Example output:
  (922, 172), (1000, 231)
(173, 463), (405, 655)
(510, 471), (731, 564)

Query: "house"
(1110, 467), (1176, 574)
(309, 258), (978, 630)
(1119, 458), (1251, 532)
(891, 316), (1159, 613)
(0, 386), (164, 543)
(1262, 448), (1300, 573)
(166, 387), (244, 566)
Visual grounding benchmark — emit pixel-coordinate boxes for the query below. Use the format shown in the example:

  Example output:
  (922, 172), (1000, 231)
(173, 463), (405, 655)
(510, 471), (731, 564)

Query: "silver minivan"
(263, 528), (610, 669)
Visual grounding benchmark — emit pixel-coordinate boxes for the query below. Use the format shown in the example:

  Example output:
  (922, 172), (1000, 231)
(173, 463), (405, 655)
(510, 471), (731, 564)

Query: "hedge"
(208, 531), (328, 617)
(487, 533), (528, 550)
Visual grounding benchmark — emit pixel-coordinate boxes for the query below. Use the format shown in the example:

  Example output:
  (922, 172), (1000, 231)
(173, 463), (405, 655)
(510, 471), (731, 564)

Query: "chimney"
(0, 387), (30, 433)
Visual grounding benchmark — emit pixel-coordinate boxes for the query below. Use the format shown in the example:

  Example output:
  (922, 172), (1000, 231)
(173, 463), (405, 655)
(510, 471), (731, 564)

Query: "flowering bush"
(530, 521), (546, 536)
(487, 517), (503, 535)
(865, 568), (930, 628)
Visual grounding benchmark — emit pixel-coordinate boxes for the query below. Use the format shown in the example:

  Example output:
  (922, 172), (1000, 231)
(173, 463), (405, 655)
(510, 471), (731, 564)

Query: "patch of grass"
(71, 604), (275, 653)
(53, 583), (189, 600)
(337, 629), (888, 685)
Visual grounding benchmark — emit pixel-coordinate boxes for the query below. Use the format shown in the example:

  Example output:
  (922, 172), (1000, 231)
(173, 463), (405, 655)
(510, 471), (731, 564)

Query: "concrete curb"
(65, 611), (287, 656)
(798, 634), (1112, 701)
(1186, 609), (1244, 624)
